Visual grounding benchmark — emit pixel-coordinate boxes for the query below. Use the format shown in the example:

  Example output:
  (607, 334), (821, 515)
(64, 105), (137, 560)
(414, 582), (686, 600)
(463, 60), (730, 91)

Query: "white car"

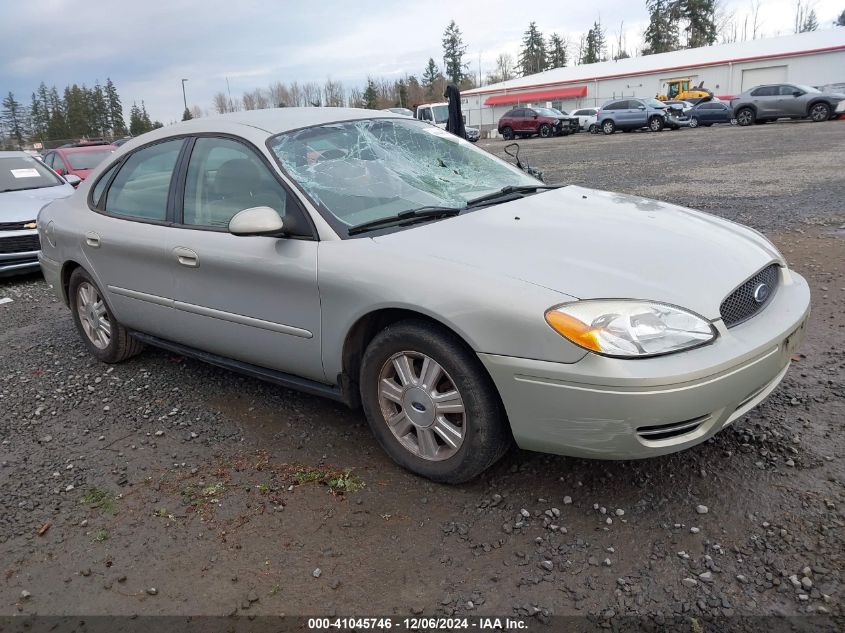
(571, 108), (599, 131)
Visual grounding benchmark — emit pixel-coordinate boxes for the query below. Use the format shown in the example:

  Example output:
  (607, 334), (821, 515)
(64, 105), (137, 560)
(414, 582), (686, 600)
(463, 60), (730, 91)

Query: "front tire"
(688, 117), (699, 128)
(538, 123), (552, 138)
(809, 102), (830, 122)
(69, 268), (144, 363)
(359, 320), (511, 483)
(648, 116), (664, 132)
(736, 107), (755, 126)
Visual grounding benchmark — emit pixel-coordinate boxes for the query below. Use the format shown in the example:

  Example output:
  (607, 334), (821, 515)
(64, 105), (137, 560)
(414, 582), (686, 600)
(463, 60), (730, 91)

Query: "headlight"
(545, 300), (716, 358)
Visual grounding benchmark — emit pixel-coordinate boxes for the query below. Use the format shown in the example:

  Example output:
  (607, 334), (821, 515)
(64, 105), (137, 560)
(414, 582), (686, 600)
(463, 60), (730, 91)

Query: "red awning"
(484, 86), (588, 106)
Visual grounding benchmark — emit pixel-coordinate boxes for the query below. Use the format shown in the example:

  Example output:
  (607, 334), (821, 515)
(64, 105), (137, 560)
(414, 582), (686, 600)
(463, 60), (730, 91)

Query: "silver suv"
(731, 83), (845, 126)
(596, 98), (669, 134)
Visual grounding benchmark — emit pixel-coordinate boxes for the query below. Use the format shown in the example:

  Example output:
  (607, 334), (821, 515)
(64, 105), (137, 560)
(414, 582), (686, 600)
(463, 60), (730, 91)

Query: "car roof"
(0, 151), (30, 158)
(55, 144), (117, 153)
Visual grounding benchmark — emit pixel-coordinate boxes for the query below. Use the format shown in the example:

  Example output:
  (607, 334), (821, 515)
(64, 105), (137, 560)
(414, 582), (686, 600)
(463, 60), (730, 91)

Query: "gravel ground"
(1, 120), (844, 629)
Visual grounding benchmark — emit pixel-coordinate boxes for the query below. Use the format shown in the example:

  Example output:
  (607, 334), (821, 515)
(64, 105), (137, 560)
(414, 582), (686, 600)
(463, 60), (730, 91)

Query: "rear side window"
(604, 101), (623, 111)
(751, 86), (776, 97)
(104, 139), (184, 221)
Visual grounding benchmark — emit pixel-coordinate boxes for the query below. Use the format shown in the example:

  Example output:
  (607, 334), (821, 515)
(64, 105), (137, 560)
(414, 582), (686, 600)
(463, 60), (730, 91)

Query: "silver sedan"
(37, 108), (810, 482)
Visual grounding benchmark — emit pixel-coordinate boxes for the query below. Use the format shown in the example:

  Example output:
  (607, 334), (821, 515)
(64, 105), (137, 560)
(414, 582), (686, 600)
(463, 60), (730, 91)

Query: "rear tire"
(648, 116), (664, 132)
(69, 268), (144, 364)
(601, 120), (615, 135)
(809, 102), (830, 122)
(736, 107), (755, 126)
(359, 319), (511, 483)
(501, 126), (513, 140)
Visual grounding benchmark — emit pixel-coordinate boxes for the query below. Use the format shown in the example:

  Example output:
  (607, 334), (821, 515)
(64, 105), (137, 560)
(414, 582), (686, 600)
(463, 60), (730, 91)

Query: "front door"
(165, 136), (325, 382)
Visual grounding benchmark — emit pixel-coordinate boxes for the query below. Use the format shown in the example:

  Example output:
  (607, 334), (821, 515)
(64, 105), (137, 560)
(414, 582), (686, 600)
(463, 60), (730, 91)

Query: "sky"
(1, 0), (843, 123)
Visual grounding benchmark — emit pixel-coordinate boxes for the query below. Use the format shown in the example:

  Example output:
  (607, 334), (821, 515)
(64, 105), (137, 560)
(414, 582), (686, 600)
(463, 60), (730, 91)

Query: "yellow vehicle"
(656, 79), (713, 103)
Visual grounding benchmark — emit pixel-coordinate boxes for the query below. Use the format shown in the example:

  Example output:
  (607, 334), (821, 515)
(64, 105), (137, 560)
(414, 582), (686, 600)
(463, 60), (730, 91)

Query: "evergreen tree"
(837, 9), (845, 26)
(46, 86), (68, 141)
(442, 20), (468, 85)
(128, 102), (144, 136)
(546, 33), (568, 69)
(1, 92), (28, 145)
(519, 22), (547, 75)
(182, 107), (193, 121)
(90, 82), (109, 136)
(676, 0), (718, 48)
(644, 0), (680, 54)
(422, 58), (442, 99)
(362, 78), (379, 109)
(800, 9), (819, 31)
(29, 92), (49, 142)
(396, 79), (409, 108)
(140, 101), (153, 132)
(105, 78), (126, 136)
(581, 21), (607, 64)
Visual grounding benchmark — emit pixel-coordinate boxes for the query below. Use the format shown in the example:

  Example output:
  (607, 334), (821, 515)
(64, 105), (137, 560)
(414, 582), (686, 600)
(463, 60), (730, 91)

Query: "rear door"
(751, 86), (779, 116)
(164, 135), (324, 382)
(82, 138), (186, 339)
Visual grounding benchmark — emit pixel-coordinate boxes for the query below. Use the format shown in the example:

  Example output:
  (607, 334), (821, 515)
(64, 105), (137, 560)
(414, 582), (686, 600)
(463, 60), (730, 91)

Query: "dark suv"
(498, 107), (578, 139)
(730, 84), (845, 126)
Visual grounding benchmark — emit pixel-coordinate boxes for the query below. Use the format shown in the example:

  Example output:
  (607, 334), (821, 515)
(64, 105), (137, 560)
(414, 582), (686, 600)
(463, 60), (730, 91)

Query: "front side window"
(53, 155), (68, 173)
(0, 155), (64, 192)
(419, 108), (432, 121)
(182, 137), (299, 230)
(104, 139), (184, 221)
(269, 118), (538, 235)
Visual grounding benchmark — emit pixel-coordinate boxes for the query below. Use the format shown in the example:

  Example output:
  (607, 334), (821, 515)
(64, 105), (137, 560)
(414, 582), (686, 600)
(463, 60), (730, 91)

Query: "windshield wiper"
(465, 184), (562, 207)
(347, 206), (462, 236)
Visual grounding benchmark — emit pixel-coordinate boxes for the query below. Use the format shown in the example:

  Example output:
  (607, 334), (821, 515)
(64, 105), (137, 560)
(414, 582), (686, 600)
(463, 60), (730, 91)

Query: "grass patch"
(293, 467), (364, 495)
(94, 529), (109, 542)
(81, 487), (116, 514)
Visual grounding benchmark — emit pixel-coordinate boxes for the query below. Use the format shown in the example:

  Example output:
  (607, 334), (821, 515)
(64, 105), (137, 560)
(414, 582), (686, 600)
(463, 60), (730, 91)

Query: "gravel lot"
(1, 120), (844, 628)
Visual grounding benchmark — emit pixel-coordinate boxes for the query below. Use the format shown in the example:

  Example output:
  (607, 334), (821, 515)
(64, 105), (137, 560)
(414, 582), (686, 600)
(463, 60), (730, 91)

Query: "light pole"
(181, 79), (189, 112)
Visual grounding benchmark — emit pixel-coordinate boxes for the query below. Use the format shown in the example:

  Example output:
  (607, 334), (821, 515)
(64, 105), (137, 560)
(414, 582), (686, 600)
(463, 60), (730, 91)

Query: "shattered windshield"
(268, 118), (538, 235)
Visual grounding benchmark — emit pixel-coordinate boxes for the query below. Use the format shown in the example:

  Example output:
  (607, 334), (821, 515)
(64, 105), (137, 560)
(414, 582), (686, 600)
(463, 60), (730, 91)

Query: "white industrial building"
(462, 29), (845, 131)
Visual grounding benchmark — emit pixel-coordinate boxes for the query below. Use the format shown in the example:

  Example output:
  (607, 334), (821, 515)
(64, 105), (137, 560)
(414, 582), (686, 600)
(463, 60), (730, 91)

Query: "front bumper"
(480, 268), (811, 460)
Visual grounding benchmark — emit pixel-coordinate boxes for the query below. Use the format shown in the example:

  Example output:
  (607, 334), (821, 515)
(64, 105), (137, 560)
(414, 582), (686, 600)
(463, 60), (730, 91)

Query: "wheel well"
(807, 99), (831, 112)
(340, 308), (473, 408)
(60, 260), (83, 306)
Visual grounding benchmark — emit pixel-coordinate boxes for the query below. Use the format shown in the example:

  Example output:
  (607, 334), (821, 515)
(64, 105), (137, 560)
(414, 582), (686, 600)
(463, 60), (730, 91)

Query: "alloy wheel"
(810, 103), (830, 122)
(76, 281), (111, 349)
(736, 109), (753, 126)
(688, 117), (699, 128)
(377, 351), (466, 461)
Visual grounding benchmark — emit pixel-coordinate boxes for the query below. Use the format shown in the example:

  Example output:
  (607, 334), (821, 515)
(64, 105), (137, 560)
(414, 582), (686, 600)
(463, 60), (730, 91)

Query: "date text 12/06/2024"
(307, 617), (529, 630)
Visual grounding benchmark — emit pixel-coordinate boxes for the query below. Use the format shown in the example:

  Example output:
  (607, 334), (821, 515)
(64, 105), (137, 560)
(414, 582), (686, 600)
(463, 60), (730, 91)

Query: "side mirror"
(64, 174), (82, 187)
(638, 105), (646, 110)
(228, 206), (285, 237)
(792, 91), (802, 97)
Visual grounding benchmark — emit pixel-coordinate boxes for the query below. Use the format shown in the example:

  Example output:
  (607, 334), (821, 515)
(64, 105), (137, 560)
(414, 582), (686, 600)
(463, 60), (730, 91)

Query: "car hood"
(0, 184), (74, 222)
(373, 185), (781, 319)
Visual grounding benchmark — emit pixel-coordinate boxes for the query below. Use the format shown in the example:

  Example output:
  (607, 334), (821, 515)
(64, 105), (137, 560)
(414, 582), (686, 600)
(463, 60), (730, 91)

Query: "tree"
(395, 78), (409, 108)
(486, 53), (515, 84)
(324, 78), (345, 107)
(581, 21), (607, 64)
(794, 1), (818, 32)
(29, 92), (49, 142)
(104, 78), (126, 136)
(676, 0), (718, 48)
(363, 78), (379, 109)
(422, 58), (443, 99)
(128, 102), (144, 136)
(90, 82), (109, 135)
(2, 92), (28, 145)
(546, 34), (568, 69)
(46, 86), (68, 140)
(442, 20), (468, 85)
(190, 105), (203, 118)
(182, 107), (193, 121)
(644, 0), (680, 54)
(519, 22), (546, 75)
(837, 8), (845, 25)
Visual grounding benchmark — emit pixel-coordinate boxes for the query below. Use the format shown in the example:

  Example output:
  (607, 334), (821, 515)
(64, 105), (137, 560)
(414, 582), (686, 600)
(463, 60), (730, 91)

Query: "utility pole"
(181, 78), (189, 111)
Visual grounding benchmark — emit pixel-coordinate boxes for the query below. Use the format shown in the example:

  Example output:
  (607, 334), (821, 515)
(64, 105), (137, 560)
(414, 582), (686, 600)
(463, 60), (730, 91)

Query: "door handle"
(85, 232), (101, 248)
(173, 247), (199, 268)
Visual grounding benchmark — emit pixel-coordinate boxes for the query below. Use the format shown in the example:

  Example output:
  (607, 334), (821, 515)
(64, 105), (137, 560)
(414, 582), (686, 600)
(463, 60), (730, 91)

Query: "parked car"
(38, 108), (810, 483)
(111, 137), (133, 147)
(497, 107), (577, 139)
(1, 151), (77, 276)
(42, 144), (117, 182)
(571, 107), (599, 131)
(597, 98), (669, 134)
(661, 100), (696, 115)
(687, 101), (734, 128)
(730, 84), (845, 126)
(414, 102), (480, 142)
(382, 107), (414, 118)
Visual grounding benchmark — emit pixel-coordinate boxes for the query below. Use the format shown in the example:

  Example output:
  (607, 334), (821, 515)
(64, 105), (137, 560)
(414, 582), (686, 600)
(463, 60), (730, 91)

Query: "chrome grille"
(720, 264), (779, 328)
(0, 220), (36, 231)
(0, 234), (41, 254)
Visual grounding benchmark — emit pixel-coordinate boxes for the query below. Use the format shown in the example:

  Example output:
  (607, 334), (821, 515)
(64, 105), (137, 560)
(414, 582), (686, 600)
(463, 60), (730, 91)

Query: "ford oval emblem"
(753, 283), (770, 304)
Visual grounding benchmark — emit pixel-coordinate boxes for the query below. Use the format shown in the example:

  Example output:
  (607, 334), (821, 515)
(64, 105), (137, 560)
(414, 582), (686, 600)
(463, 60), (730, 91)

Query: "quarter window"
(104, 139), (183, 221)
(182, 137), (300, 232)
(91, 162), (119, 207)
